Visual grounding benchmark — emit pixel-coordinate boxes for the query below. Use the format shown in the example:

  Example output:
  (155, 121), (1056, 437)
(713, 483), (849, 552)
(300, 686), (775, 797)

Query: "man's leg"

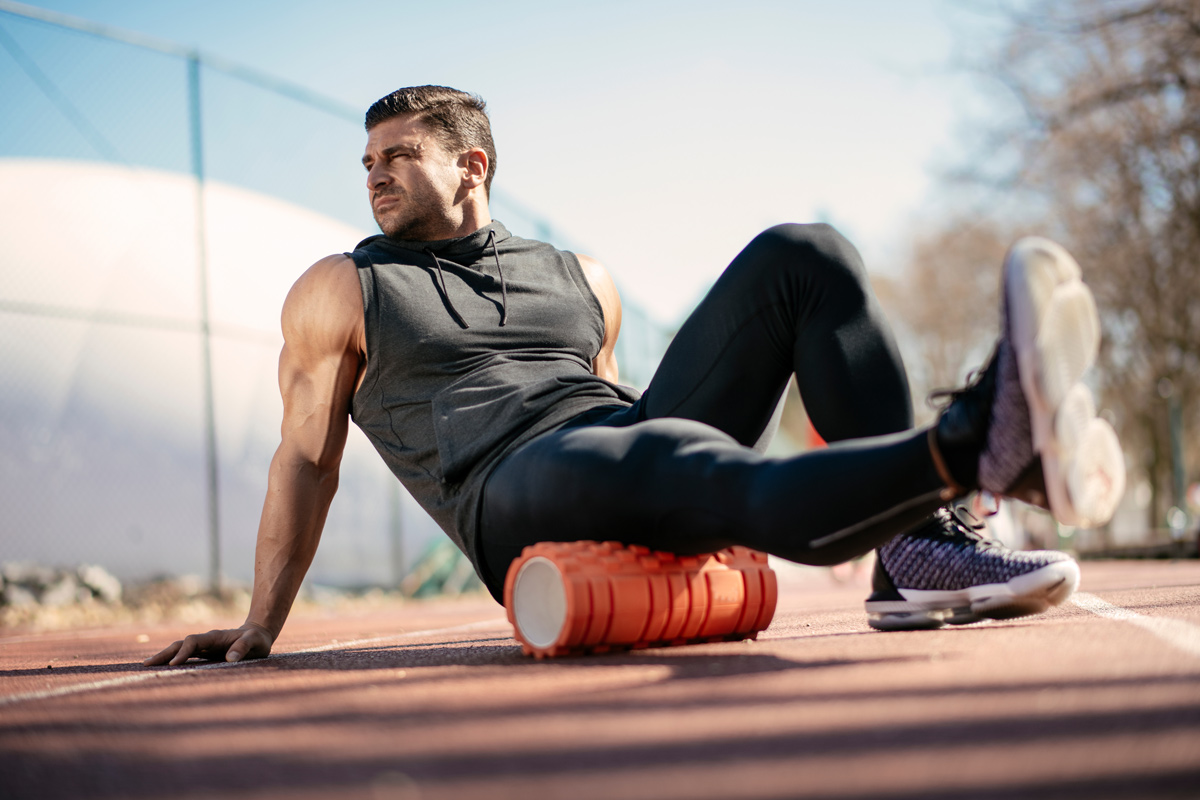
(478, 224), (945, 593)
(640, 223), (913, 447)
(480, 415), (946, 586)
(864, 238), (1122, 629)
(479, 232), (1123, 632)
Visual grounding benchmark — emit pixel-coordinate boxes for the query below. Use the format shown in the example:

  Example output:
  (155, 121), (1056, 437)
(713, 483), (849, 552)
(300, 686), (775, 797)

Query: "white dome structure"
(0, 157), (441, 585)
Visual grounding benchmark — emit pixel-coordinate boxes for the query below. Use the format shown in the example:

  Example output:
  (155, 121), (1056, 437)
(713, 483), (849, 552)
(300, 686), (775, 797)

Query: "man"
(146, 86), (1124, 666)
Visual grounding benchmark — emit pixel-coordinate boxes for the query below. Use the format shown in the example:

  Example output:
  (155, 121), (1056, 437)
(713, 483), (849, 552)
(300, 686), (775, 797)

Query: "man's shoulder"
(299, 253), (359, 284)
(283, 255), (363, 332)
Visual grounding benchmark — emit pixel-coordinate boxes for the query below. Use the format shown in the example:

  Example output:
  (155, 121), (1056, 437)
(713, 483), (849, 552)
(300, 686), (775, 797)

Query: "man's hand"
(142, 622), (274, 667)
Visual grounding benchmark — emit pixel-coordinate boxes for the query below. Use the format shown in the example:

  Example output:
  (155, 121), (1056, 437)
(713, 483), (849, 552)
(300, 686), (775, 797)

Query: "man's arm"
(144, 255), (366, 666)
(577, 254), (622, 383)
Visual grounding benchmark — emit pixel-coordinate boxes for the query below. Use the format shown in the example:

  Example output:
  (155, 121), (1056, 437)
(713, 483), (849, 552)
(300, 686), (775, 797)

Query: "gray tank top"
(347, 221), (641, 568)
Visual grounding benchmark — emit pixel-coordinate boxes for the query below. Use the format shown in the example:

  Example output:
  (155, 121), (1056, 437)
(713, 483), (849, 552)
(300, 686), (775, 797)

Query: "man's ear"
(460, 148), (488, 190)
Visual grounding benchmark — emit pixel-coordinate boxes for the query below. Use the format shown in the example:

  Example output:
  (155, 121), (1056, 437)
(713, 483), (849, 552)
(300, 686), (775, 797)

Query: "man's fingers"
(168, 634), (202, 666)
(142, 640), (183, 667)
(165, 630), (222, 666)
(143, 627), (270, 668)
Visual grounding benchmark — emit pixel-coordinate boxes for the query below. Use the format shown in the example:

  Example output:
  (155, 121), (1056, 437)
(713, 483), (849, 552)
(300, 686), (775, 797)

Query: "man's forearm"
(244, 452), (340, 639)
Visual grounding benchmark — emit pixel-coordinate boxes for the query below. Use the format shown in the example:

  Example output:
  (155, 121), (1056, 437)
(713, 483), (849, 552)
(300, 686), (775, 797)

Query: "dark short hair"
(365, 85), (497, 195)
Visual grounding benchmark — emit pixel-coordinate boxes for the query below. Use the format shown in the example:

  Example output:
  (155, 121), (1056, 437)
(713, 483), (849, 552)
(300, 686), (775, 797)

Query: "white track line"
(288, 618), (506, 655)
(1071, 592), (1200, 658)
(2, 628), (160, 645)
(0, 618), (509, 708)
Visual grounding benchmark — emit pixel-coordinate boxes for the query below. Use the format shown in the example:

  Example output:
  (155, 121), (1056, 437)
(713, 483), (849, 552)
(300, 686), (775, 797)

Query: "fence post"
(189, 53), (222, 595)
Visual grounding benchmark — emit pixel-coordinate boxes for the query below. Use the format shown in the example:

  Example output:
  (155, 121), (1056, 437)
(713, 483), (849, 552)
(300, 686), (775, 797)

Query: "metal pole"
(1169, 393), (1186, 512)
(390, 481), (405, 589)
(188, 54), (222, 595)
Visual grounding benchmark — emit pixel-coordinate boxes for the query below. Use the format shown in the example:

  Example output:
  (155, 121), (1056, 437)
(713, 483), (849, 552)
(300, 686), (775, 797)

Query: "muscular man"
(146, 86), (1124, 666)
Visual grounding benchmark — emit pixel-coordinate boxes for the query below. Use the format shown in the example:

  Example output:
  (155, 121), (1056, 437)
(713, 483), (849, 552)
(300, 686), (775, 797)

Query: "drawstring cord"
(488, 228), (508, 327)
(424, 247), (470, 329)
(424, 226), (508, 329)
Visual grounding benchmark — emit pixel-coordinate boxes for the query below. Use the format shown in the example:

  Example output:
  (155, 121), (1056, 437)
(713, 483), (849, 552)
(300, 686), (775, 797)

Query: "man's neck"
(403, 199), (491, 242)
(442, 208), (493, 240)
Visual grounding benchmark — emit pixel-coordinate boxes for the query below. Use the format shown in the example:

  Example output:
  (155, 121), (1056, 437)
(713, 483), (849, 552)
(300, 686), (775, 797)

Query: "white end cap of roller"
(512, 556), (568, 649)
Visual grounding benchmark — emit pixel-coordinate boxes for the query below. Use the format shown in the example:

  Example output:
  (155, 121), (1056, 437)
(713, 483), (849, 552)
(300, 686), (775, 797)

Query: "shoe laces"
(925, 351), (996, 412)
(927, 505), (1003, 551)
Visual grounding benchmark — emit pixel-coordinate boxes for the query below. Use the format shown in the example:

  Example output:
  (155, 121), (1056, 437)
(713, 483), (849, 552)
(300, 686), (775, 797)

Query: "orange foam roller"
(504, 540), (778, 658)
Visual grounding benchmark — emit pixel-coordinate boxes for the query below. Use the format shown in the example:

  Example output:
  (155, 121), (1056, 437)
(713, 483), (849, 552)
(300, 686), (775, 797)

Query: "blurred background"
(0, 0), (1196, 607)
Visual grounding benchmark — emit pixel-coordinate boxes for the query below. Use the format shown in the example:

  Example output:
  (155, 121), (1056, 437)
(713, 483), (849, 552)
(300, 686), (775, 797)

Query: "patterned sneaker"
(865, 506), (1080, 631)
(931, 237), (1125, 527)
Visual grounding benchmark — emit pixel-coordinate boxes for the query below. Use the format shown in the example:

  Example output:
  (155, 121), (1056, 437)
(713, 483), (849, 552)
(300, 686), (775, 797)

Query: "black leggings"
(478, 223), (948, 597)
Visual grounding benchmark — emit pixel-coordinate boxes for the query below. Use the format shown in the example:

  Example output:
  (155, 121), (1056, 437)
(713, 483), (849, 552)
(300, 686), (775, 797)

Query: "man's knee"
(745, 222), (869, 293)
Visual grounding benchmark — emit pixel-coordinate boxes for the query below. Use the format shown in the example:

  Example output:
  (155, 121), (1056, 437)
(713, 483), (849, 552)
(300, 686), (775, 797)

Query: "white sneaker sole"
(866, 558), (1081, 631)
(1004, 238), (1125, 527)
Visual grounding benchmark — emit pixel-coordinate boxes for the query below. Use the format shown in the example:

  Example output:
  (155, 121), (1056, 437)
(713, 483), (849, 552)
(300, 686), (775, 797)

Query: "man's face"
(362, 115), (464, 241)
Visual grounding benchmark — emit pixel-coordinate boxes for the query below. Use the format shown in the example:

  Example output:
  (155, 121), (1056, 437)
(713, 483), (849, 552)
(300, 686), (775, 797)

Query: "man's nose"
(367, 163), (389, 190)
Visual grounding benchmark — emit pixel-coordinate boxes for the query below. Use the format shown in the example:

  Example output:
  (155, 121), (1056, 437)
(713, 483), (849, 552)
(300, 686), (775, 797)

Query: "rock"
(77, 564), (122, 604)
(40, 573), (81, 607)
(1, 583), (38, 608)
(2, 562), (56, 589)
(174, 574), (206, 598)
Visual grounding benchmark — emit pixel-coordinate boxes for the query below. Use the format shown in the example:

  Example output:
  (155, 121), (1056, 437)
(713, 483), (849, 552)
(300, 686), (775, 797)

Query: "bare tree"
(877, 219), (1015, 426)
(933, 0), (1200, 529)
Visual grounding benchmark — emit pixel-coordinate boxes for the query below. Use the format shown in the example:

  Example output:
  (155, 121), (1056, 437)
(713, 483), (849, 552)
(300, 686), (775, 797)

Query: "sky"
(0, 0), (997, 325)
(0, 1), (1036, 581)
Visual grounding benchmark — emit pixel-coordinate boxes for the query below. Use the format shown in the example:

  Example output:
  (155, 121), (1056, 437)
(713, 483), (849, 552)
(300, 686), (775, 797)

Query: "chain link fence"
(0, 3), (670, 595)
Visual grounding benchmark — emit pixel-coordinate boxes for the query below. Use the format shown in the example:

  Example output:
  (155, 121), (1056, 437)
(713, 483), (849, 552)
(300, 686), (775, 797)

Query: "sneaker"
(931, 237), (1125, 527)
(865, 506), (1080, 631)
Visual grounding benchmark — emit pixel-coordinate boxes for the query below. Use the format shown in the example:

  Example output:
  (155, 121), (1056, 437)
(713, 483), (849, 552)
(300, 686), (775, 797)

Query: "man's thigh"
(477, 417), (748, 593)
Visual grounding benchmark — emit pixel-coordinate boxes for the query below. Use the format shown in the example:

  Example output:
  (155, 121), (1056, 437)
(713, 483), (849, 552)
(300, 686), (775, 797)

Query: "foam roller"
(504, 540), (778, 658)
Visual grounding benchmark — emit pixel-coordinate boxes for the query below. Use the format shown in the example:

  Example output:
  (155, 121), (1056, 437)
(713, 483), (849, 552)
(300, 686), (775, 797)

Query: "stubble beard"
(373, 186), (455, 242)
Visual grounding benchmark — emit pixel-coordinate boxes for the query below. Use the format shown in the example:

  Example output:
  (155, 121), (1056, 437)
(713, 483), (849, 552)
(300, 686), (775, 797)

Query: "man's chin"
(379, 217), (444, 242)
(374, 212), (410, 240)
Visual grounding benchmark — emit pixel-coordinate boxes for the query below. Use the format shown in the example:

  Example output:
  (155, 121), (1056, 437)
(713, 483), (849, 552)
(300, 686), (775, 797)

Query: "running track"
(2, 560), (1198, 799)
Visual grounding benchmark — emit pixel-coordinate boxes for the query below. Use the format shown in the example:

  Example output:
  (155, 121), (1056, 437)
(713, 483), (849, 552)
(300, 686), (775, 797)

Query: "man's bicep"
(276, 345), (355, 469)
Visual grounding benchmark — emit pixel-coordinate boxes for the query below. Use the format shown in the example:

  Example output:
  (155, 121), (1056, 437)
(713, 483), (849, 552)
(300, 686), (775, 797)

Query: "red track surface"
(2, 559), (1199, 799)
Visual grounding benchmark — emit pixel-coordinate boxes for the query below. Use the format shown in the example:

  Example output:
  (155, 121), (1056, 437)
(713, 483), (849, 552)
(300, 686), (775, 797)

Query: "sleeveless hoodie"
(347, 221), (641, 572)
